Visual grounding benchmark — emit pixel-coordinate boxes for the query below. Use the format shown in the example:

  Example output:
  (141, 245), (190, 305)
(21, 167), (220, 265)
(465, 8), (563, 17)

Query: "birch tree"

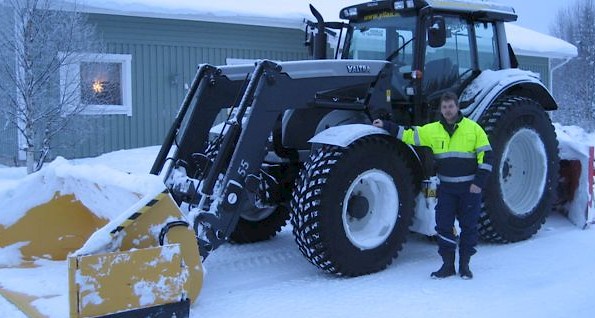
(0, 0), (102, 173)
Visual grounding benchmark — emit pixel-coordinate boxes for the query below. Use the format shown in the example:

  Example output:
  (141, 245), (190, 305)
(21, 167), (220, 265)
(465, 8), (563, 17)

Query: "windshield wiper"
(386, 37), (415, 62)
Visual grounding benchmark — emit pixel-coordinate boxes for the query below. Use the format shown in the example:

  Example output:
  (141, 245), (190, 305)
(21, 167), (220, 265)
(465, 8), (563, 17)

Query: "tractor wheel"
(478, 96), (559, 242)
(204, 140), (290, 244)
(290, 135), (415, 276)
(229, 204), (290, 243)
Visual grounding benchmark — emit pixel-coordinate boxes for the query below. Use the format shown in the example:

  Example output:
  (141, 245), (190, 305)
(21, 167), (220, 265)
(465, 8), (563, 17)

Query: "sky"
(493, 0), (570, 35)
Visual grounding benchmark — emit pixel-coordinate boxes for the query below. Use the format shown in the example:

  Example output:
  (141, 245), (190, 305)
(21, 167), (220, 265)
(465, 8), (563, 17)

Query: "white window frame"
(60, 53), (132, 116)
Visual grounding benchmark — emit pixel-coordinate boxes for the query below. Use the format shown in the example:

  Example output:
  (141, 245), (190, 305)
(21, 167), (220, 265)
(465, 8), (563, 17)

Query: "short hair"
(440, 92), (459, 107)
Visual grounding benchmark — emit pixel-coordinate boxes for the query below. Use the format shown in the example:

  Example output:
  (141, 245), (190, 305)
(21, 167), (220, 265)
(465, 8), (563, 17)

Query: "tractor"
(154, 0), (559, 276)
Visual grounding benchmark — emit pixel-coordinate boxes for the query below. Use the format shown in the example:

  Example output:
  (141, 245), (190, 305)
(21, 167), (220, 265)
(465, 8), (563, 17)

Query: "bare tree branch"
(0, 0), (104, 173)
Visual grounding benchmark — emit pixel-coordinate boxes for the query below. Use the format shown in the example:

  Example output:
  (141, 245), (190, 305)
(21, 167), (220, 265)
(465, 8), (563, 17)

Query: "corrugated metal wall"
(53, 14), (309, 159)
(517, 55), (551, 89)
(0, 6), (18, 165)
(0, 120), (18, 165)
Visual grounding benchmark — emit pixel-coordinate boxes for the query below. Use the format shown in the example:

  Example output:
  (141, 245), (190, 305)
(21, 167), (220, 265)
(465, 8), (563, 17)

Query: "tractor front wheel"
(291, 135), (415, 276)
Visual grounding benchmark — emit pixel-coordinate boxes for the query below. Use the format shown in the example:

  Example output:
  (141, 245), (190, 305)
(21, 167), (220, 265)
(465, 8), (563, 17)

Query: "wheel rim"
(342, 169), (399, 250)
(499, 128), (547, 216)
(240, 205), (277, 221)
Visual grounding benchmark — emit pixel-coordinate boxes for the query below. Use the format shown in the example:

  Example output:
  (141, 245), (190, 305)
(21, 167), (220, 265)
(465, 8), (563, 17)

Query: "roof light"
(342, 7), (358, 18)
(394, 1), (405, 10)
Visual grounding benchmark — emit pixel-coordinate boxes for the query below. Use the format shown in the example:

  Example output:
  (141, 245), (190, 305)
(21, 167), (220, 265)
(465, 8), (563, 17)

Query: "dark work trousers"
(434, 182), (482, 258)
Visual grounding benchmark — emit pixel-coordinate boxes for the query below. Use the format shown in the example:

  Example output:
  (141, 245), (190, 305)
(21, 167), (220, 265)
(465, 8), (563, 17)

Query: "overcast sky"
(492, 0), (569, 35)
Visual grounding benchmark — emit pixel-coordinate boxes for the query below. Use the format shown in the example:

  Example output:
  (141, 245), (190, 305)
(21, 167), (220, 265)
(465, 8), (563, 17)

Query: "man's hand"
(470, 184), (482, 193)
(373, 119), (384, 128)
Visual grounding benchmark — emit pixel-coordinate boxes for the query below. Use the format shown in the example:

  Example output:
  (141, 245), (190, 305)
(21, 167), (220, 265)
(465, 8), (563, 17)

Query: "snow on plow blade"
(68, 188), (203, 317)
(0, 193), (107, 262)
(0, 159), (203, 317)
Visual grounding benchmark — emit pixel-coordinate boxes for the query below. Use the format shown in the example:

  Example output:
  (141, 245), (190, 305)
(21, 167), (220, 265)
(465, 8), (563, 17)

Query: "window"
(423, 16), (473, 94)
(475, 22), (499, 70)
(61, 53), (132, 116)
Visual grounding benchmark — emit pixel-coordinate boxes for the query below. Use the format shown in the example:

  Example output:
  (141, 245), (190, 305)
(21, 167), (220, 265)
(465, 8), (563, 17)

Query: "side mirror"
(428, 16), (446, 48)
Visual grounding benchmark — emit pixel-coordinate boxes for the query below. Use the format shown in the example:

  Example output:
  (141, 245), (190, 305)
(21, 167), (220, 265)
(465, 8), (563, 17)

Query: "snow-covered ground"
(0, 126), (594, 318)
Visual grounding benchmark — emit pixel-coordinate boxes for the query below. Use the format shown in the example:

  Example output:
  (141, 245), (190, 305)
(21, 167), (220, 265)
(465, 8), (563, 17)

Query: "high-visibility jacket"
(396, 116), (493, 187)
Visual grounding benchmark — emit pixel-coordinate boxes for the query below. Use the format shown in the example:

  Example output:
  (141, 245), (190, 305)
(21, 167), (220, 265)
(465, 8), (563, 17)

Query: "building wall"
(516, 55), (551, 89)
(53, 14), (309, 159)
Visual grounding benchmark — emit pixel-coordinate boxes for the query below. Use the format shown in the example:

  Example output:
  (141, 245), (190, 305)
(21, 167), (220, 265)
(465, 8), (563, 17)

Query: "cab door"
(420, 14), (474, 119)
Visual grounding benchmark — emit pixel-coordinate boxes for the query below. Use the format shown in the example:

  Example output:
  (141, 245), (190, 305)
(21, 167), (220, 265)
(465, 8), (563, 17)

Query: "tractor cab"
(309, 0), (517, 125)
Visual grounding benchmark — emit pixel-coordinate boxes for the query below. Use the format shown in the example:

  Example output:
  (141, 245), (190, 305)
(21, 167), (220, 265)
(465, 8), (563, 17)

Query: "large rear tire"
(291, 135), (415, 276)
(478, 96), (559, 242)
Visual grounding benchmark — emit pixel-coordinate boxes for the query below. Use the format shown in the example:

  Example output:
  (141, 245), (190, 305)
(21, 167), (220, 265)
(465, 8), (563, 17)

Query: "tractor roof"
(340, 0), (517, 22)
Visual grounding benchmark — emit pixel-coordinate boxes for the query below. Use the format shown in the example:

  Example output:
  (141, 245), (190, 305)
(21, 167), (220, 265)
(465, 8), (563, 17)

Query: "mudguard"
(460, 69), (557, 121)
(308, 124), (389, 148)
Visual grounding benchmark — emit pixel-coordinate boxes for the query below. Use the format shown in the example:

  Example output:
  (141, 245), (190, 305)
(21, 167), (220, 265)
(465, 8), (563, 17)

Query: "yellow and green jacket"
(395, 114), (493, 188)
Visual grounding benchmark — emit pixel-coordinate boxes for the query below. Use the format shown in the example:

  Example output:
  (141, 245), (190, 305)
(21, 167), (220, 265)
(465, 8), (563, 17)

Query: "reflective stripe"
(437, 233), (457, 246)
(435, 152), (476, 159)
(413, 127), (421, 146)
(437, 174), (475, 183)
(479, 163), (493, 171)
(476, 145), (492, 153)
(397, 126), (404, 139)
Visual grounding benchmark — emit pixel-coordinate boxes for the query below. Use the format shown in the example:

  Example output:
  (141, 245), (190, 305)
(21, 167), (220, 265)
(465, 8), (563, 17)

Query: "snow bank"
(0, 157), (165, 228)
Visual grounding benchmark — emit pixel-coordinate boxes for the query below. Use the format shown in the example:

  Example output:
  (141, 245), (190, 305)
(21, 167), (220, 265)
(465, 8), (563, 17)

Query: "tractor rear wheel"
(478, 96), (559, 242)
(291, 135), (415, 276)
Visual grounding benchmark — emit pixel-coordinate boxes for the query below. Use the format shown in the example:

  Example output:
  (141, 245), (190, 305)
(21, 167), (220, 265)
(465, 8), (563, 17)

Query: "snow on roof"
(505, 23), (577, 59)
(78, 0), (577, 59)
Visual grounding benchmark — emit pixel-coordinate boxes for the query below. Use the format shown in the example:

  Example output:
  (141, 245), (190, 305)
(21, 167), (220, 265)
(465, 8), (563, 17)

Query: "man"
(373, 92), (492, 279)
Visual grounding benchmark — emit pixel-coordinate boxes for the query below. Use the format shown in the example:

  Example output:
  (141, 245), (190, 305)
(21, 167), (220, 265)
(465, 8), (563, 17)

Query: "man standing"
(373, 92), (492, 279)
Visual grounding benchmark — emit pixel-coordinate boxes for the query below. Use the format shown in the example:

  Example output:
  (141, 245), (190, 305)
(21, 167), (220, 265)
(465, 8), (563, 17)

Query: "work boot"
(459, 254), (473, 279)
(431, 252), (456, 279)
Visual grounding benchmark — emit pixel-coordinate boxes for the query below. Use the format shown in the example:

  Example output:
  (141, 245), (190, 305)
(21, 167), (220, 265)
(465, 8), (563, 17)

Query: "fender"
(460, 69), (557, 121)
(308, 124), (389, 148)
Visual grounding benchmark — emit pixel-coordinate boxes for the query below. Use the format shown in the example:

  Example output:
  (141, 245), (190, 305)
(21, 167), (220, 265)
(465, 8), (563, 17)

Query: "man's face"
(440, 99), (459, 123)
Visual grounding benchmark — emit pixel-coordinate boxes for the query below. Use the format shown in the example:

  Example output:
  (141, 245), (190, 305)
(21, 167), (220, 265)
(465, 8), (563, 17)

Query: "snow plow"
(0, 159), (203, 317)
(0, 0), (593, 317)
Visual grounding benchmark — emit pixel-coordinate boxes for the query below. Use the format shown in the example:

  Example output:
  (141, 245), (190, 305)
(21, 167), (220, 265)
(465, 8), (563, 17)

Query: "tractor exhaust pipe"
(309, 4), (327, 59)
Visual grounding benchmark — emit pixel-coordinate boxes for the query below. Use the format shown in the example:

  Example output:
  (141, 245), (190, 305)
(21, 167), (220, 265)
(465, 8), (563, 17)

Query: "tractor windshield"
(345, 15), (417, 102)
(346, 15), (417, 70)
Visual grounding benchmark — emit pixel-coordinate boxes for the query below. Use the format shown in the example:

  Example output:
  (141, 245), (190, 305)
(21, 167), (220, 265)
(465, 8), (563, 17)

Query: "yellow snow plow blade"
(68, 188), (203, 317)
(0, 187), (203, 317)
(0, 193), (107, 262)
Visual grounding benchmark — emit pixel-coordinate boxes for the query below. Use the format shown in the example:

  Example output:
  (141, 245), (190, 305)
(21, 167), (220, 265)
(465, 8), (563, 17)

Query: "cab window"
(423, 16), (473, 95)
(475, 22), (500, 70)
